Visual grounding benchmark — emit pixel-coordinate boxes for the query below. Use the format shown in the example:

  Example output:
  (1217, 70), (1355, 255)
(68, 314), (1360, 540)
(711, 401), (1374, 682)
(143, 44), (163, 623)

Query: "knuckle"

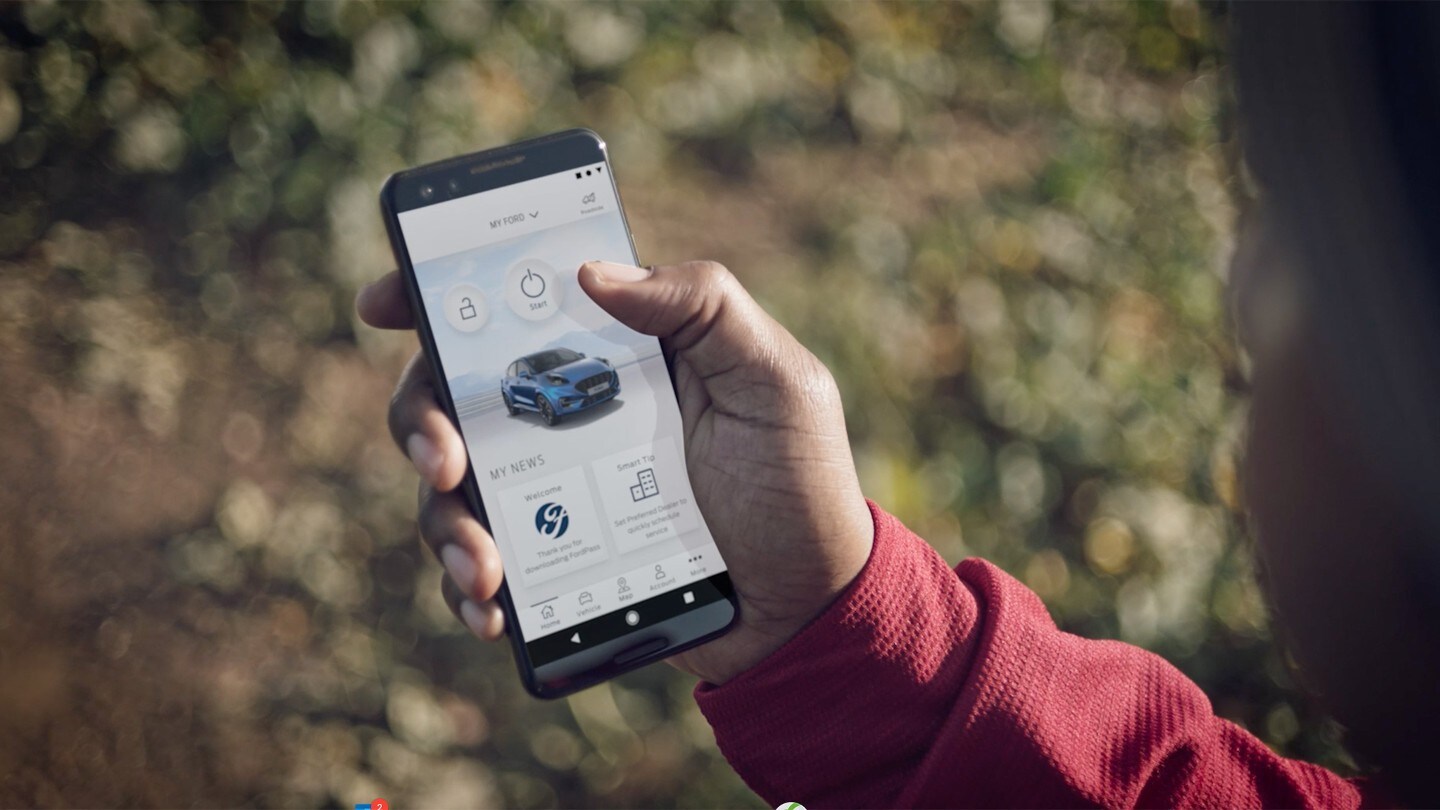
(789, 348), (844, 410)
(805, 351), (841, 394)
(474, 545), (501, 585)
(692, 260), (734, 295)
(440, 574), (463, 612)
(482, 603), (507, 639)
(416, 485), (446, 548)
(386, 396), (409, 444)
(387, 389), (417, 444)
(387, 354), (430, 442)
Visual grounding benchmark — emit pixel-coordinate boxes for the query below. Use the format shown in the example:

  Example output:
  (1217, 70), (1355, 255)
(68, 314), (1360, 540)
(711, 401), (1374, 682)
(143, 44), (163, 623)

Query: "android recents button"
(613, 638), (667, 666)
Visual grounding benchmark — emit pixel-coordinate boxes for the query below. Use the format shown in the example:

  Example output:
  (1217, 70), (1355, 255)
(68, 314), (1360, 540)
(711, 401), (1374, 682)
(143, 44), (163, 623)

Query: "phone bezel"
(378, 128), (739, 698)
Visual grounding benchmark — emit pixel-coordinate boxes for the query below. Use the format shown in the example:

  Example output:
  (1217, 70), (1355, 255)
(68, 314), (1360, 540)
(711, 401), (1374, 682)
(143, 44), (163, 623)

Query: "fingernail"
(587, 260), (652, 283)
(441, 543), (477, 595)
(406, 433), (444, 481)
(459, 599), (487, 637)
(354, 282), (377, 312)
(356, 279), (383, 304)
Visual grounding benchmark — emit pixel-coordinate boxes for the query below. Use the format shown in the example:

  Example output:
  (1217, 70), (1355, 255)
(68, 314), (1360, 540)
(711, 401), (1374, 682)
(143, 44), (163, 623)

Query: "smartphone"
(379, 129), (738, 698)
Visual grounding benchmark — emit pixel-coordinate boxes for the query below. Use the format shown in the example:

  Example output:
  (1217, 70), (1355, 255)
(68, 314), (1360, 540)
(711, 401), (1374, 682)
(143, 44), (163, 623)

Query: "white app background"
(403, 180), (723, 642)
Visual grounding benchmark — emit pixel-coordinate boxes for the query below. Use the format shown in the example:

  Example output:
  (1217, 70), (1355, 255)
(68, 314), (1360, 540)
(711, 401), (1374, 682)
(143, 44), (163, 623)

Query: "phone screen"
(389, 137), (732, 686)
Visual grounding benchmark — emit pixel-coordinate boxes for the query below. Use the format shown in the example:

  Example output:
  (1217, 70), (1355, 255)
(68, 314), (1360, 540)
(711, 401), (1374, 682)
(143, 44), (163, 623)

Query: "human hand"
(356, 260), (874, 685)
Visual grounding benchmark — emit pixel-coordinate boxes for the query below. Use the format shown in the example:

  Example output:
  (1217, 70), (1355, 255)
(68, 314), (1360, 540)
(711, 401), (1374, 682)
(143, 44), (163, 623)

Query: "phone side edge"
(377, 173), (548, 698)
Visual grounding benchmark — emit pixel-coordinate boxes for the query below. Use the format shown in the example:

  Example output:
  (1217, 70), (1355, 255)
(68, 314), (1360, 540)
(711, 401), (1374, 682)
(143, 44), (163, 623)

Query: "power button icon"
(520, 269), (546, 298)
(505, 259), (562, 321)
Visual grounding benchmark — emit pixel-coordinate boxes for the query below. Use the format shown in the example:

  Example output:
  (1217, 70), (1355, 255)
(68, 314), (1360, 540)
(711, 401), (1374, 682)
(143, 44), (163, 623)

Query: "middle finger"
(388, 351), (469, 492)
(419, 481), (505, 603)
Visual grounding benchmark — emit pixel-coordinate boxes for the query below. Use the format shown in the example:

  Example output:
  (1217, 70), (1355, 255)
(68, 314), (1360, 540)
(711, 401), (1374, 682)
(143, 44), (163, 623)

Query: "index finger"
(356, 270), (415, 330)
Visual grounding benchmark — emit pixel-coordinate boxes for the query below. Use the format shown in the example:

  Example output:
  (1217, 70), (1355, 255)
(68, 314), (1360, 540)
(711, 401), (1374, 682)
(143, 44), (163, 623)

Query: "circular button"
(443, 283), (488, 333)
(505, 258), (563, 321)
(624, 610), (639, 626)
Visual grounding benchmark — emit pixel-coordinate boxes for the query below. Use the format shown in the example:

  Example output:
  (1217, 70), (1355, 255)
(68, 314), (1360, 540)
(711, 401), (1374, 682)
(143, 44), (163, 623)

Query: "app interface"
(397, 163), (727, 660)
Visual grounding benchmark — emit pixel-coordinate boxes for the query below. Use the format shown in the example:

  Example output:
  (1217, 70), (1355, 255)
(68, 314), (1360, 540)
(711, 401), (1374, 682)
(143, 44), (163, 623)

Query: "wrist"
(675, 495), (876, 685)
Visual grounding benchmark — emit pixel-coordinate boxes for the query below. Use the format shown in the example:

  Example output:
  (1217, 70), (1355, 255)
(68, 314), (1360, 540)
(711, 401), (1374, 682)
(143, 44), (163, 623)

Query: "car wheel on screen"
(502, 391), (519, 416)
(538, 396), (560, 426)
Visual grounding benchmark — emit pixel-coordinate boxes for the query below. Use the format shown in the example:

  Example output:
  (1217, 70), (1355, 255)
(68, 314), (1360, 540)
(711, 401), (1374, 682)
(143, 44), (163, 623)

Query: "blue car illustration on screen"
(500, 347), (620, 426)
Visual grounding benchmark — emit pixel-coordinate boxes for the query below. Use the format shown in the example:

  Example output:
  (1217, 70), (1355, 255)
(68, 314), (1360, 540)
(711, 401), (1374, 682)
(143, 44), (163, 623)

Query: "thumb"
(578, 259), (781, 378)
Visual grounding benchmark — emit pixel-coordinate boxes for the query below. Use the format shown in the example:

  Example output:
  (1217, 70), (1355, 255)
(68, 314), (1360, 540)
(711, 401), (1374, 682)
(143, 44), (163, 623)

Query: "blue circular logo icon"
(535, 502), (570, 539)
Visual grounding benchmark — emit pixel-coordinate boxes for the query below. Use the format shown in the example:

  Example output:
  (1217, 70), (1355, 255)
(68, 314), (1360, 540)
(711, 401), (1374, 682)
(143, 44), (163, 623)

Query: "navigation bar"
(524, 543), (723, 636)
(526, 572), (733, 667)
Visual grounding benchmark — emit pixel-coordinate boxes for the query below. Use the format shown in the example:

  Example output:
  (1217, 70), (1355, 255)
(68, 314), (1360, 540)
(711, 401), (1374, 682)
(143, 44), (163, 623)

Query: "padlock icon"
(458, 297), (477, 320)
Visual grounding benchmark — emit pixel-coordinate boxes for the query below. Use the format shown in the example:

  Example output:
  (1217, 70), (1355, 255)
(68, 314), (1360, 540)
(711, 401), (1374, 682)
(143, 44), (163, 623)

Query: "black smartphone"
(379, 129), (738, 698)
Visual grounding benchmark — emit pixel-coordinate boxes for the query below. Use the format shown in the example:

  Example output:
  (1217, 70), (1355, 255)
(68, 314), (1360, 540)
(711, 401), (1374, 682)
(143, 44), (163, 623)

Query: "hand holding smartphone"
(373, 129), (874, 698)
(380, 130), (739, 697)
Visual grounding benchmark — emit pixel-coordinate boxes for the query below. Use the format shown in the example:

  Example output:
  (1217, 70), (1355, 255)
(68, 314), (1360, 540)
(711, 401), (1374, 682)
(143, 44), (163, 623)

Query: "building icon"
(629, 468), (659, 502)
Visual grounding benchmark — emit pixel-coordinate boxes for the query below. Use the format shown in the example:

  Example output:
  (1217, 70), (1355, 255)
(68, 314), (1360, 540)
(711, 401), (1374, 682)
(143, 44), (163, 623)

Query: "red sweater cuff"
(693, 500), (980, 807)
(693, 504), (1367, 809)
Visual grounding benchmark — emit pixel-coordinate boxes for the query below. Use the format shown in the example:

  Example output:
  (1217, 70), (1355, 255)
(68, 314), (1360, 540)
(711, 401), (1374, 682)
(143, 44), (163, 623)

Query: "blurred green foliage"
(0, 1), (1352, 807)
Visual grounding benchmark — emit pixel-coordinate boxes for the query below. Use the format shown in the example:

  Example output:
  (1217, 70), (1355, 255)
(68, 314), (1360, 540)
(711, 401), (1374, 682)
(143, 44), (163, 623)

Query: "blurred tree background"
(0, 1), (1354, 807)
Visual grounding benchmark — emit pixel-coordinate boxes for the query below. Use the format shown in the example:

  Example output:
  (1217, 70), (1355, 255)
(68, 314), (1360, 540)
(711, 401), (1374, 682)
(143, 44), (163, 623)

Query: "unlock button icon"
(442, 284), (487, 333)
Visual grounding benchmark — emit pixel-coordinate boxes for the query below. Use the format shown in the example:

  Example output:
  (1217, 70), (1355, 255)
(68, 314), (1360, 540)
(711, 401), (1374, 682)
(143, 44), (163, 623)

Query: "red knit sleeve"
(694, 501), (1367, 808)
